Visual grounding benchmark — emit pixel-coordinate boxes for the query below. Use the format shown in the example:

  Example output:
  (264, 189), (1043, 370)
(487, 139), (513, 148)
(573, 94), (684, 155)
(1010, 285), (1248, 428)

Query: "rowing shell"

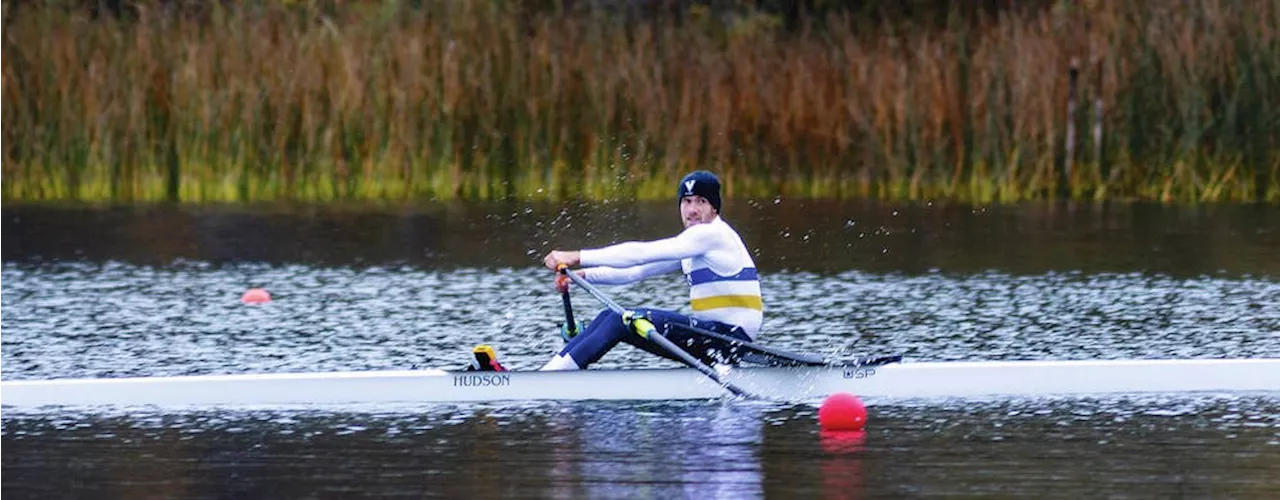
(2, 358), (1277, 409)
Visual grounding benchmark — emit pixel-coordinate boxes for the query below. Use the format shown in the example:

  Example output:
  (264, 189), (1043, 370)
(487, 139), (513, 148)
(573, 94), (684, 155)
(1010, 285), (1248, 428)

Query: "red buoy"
(818, 393), (867, 431)
(241, 288), (272, 304)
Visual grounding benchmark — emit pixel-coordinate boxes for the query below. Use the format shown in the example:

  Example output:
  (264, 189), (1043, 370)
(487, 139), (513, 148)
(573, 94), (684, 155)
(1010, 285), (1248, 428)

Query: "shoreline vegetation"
(3, 0), (1277, 204)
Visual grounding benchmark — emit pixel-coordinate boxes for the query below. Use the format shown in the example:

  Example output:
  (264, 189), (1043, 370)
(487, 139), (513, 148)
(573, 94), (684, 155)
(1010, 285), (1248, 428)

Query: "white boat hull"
(3, 358), (1278, 408)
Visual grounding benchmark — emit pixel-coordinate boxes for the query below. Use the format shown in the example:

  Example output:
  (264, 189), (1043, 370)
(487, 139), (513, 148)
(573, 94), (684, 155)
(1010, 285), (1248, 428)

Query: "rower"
(540, 170), (764, 370)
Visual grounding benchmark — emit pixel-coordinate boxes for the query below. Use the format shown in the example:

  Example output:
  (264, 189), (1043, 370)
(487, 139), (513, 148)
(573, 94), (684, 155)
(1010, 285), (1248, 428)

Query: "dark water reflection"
(3, 396), (1278, 498)
(3, 200), (1279, 497)
(5, 200), (1280, 275)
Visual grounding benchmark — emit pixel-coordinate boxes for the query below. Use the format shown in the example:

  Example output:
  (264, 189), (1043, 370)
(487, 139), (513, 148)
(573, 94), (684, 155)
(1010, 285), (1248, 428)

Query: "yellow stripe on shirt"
(691, 294), (764, 311)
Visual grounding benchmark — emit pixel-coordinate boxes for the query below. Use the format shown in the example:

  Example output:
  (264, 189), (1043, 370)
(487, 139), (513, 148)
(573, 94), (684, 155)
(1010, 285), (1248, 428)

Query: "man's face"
(680, 195), (717, 228)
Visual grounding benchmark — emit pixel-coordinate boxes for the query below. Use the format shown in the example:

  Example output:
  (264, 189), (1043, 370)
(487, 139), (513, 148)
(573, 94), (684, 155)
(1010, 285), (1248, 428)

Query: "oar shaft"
(561, 268), (751, 398)
(666, 322), (829, 366)
(644, 323), (748, 397)
(562, 269), (626, 315)
(557, 265), (581, 337)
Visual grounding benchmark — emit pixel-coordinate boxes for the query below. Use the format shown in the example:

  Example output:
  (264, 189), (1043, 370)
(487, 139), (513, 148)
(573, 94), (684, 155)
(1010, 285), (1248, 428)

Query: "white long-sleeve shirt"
(579, 216), (763, 337)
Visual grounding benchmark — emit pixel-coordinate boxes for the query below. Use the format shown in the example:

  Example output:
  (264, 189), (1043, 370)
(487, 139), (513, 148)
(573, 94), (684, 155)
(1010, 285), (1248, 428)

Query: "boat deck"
(3, 358), (1278, 408)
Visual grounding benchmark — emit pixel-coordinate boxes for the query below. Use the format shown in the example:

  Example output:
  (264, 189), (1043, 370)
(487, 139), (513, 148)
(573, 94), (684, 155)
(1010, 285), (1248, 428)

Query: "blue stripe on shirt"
(688, 267), (759, 286)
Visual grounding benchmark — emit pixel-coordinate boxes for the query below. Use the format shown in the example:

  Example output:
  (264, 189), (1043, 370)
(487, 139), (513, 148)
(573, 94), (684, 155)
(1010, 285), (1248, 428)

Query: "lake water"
(3, 200), (1279, 497)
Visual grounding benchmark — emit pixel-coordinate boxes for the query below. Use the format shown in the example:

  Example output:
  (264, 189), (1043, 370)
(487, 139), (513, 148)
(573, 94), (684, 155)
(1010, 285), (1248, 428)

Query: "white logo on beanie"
(684, 179), (696, 194)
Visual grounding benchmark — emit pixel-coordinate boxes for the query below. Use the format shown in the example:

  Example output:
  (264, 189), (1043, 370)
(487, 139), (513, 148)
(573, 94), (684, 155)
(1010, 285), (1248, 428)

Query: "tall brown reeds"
(3, 0), (1277, 203)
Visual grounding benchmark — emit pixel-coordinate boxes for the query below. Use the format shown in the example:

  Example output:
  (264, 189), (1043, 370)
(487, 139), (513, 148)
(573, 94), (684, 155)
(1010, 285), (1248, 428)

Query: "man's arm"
(543, 224), (718, 270)
(583, 261), (682, 285)
(587, 225), (719, 268)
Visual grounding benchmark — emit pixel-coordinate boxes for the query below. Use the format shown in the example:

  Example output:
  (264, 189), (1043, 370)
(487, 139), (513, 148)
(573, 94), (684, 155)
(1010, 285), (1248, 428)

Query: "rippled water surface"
(2, 263), (1279, 379)
(4, 397), (1278, 498)
(3, 201), (1279, 497)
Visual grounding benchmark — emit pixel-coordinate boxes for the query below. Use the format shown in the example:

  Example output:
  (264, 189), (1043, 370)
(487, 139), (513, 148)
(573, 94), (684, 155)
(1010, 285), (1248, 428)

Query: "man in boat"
(537, 170), (763, 371)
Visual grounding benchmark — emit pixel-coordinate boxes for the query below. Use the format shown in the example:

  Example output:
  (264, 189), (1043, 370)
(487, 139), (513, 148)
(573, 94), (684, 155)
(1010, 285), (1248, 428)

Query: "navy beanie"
(677, 171), (722, 213)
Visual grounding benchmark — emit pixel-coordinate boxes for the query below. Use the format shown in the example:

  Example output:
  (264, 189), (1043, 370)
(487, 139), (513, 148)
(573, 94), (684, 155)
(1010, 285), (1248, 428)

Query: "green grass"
(3, 0), (1277, 204)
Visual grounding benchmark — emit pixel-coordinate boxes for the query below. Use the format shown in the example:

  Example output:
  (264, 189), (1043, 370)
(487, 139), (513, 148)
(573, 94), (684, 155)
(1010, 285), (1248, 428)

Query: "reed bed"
(3, 0), (1277, 203)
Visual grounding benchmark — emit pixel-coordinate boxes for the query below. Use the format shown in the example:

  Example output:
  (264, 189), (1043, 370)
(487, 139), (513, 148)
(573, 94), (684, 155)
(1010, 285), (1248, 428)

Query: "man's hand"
(543, 250), (581, 271)
(555, 270), (585, 293)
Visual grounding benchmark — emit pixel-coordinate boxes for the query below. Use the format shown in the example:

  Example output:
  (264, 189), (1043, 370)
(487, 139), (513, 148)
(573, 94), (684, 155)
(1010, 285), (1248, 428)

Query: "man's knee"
(591, 309), (621, 324)
(588, 309), (637, 340)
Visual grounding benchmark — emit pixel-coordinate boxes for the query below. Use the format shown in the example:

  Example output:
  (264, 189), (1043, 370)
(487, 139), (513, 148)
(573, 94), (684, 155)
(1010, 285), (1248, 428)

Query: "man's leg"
(620, 309), (751, 367)
(540, 308), (630, 371)
(541, 308), (750, 370)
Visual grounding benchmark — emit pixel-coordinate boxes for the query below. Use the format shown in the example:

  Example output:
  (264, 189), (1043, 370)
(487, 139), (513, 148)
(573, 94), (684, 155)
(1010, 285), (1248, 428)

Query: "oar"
(556, 265), (580, 340)
(667, 322), (827, 366)
(666, 322), (903, 368)
(560, 267), (753, 398)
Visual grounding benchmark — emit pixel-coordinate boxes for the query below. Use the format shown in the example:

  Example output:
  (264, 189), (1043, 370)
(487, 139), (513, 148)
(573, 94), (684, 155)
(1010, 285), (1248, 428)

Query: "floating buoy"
(241, 288), (271, 304)
(818, 392), (867, 431)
